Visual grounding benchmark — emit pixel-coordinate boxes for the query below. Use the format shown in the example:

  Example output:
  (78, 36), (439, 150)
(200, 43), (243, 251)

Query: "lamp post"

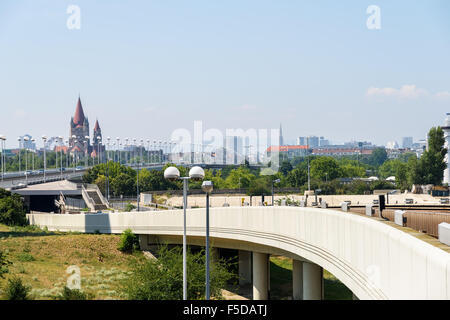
(31, 139), (36, 171)
(201, 180), (213, 300)
(58, 136), (63, 179)
(84, 136), (90, 167)
(97, 136), (102, 165)
(42, 135), (47, 182)
(116, 137), (120, 164)
(23, 136), (29, 183)
(272, 178), (280, 206)
(136, 141), (142, 212)
(147, 139), (150, 165)
(17, 137), (22, 175)
(164, 165), (205, 300)
(0, 135), (5, 182)
(125, 138), (129, 165)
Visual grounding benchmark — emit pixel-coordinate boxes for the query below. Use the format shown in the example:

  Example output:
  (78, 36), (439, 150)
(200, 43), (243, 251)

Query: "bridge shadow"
(83, 213), (111, 233)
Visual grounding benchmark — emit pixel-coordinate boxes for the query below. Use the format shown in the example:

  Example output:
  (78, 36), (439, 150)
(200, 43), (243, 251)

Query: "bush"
(18, 252), (35, 262)
(117, 229), (139, 253)
(59, 286), (93, 300)
(124, 203), (136, 212)
(122, 245), (236, 300)
(0, 250), (12, 278)
(0, 189), (27, 226)
(3, 276), (31, 300)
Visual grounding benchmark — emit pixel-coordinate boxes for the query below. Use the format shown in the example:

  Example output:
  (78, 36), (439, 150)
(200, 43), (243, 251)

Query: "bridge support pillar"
(252, 252), (269, 300)
(138, 234), (160, 251)
(303, 262), (323, 300)
(292, 260), (303, 300)
(239, 250), (252, 286)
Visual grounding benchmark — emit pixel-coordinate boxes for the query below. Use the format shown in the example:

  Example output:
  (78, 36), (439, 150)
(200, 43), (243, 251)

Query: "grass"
(0, 223), (145, 300)
(270, 256), (353, 300)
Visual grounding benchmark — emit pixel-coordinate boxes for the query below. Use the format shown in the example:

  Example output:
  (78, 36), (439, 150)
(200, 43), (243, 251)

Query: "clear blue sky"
(0, 0), (449, 148)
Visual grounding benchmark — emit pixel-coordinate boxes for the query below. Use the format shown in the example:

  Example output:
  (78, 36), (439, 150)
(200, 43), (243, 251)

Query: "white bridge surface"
(27, 206), (450, 300)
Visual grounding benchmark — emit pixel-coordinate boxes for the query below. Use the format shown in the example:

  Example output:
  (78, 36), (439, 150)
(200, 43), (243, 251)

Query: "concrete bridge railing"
(27, 206), (450, 300)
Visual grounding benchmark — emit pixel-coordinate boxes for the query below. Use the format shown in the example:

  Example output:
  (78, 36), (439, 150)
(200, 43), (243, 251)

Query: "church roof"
(73, 97), (85, 125)
(94, 119), (100, 131)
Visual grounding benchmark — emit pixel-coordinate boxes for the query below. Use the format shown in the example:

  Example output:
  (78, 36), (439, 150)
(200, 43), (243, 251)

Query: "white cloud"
(367, 85), (428, 99)
(435, 91), (450, 99)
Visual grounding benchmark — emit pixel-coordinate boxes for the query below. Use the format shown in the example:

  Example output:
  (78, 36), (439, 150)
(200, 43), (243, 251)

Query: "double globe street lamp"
(164, 165), (205, 300)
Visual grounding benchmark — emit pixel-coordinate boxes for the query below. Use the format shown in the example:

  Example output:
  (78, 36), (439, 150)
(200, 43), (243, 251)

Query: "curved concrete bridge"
(27, 207), (450, 300)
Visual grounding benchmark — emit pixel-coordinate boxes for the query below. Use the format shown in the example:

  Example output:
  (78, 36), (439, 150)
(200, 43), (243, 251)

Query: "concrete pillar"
(292, 260), (303, 300)
(303, 262), (323, 300)
(252, 252), (269, 300)
(238, 250), (252, 286)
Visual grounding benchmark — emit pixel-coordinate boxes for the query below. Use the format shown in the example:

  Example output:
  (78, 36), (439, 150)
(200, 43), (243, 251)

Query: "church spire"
(73, 97), (85, 126)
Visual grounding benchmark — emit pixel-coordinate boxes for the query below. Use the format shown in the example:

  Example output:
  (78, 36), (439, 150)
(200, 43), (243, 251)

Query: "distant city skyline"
(0, 1), (449, 148)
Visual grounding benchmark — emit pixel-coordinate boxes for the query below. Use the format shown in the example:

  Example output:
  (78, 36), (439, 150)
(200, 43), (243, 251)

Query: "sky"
(0, 0), (449, 148)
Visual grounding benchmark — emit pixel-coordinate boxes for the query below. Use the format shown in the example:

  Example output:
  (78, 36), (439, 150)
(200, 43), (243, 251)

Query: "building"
(296, 137), (307, 146)
(307, 136), (319, 148)
(311, 147), (373, 157)
(319, 137), (330, 147)
(402, 137), (413, 149)
(68, 97), (105, 161)
(266, 145), (309, 159)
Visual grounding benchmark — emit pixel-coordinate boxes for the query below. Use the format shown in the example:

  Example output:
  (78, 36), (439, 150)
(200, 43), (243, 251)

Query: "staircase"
(82, 185), (110, 212)
(87, 191), (108, 210)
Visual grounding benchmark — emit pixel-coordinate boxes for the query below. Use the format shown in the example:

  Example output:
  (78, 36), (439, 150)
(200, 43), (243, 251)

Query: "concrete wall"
(27, 206), (450, 300)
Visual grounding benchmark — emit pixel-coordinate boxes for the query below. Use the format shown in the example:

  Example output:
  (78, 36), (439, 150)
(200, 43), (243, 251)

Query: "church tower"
(91, 119), (104, 159)
(69, 97), (90, 156)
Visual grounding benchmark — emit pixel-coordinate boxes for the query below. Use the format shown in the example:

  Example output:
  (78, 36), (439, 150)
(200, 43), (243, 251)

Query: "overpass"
(27, 206), (450, 300)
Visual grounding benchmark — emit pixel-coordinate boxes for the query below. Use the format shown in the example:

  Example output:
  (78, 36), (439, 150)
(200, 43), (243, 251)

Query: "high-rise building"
(296, 137), (307, 146)
(307, 136), (319, 148)
(402, 137), (413, 149)
(319, 136), (330, 147)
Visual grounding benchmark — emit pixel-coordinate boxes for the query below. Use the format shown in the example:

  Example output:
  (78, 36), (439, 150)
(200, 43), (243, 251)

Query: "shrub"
(58, 286), (93, 300)
(18, 252), (35, 262)
(0, 190), (27, 226)
(4, 277), (31, 300)
(122, 245), (237, 300)
(0, 250), (12, 278)
(117, 229), (139, 253)
(124, 203), (136, 212)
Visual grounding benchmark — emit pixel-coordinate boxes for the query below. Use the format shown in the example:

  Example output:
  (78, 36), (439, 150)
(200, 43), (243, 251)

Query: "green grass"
(270, 256), (353, 300)
(0, 223), (146, 300)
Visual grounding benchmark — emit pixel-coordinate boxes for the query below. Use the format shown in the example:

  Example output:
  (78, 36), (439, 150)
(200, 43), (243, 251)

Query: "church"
(68, 97), (105, 161)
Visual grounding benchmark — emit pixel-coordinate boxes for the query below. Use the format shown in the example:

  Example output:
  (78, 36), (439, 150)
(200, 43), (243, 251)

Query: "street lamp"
(17, 137), (22, 175)
(201, 180), (213, 300)
(164, 165), (205, 300)
(0, 135), (5, 182)
(23, 136), (29, 183)
(42, 135), (47, 182)
(31, 139), (36, 171)
(97, 136), (102, 165)
(85, 136), (90, 167)
(272, 178), (281, 206)
(58, 136), (63, 179)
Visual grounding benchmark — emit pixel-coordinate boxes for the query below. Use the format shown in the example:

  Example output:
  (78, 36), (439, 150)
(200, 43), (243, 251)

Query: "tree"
(286, 167), (307, 187)
(419, 127), (447, 185)
(310, 157), (341, 181)
(0, 189), (27, 226)
(247, 177), (271, 196)
(122, 245), (236, 300)
(368, 148), (388, 167)
(110, 173), (135, 197)
(279, 160), (293, 176)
